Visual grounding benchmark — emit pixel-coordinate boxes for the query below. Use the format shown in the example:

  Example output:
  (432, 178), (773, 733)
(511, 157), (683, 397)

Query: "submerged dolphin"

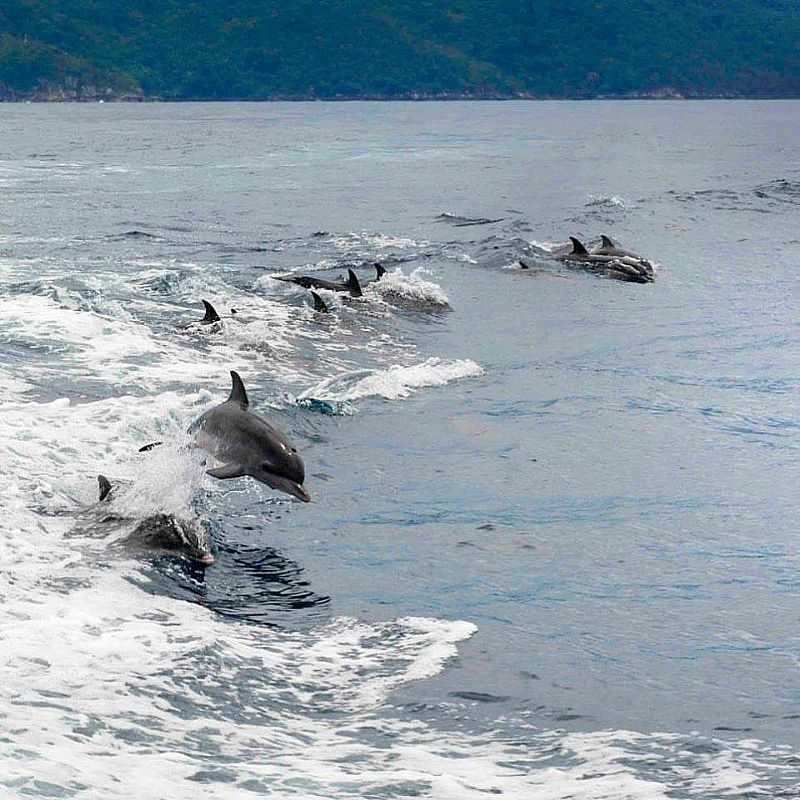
(273, 269), (362, 298)
(190, 371), (311, 502)
(88, 475), (215, 564)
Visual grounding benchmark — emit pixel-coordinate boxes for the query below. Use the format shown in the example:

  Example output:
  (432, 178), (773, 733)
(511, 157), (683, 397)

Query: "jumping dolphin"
(557, 237), (654, 283)
(310, 291), (329, 313)
(87, 475), (215, 565)
(592, 235), (642, 260)
(190, 371), (311, 502)
(273, 269), (362, 298)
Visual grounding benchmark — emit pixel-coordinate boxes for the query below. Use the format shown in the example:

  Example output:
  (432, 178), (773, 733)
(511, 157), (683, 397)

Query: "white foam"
(331, 231), (429, 252)
(368, 267), (451, 308)
(586, 194), (629, 209)
(297, 357), (484, 403)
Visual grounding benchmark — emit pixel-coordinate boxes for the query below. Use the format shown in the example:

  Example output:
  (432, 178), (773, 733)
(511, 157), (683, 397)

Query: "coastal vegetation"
(2, 1), (799, 100)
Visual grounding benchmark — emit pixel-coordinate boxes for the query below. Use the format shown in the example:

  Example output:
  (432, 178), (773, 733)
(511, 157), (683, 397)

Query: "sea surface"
(2, 100), (800, 798)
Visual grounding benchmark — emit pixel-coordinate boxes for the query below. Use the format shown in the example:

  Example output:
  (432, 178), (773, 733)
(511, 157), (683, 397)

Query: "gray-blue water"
(2, 101), (800, 798)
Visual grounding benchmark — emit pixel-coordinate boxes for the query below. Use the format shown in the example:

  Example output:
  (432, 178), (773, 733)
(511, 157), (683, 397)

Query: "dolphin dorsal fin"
(201, 300), (221, 323)
(600, 235), (616, 248)
(311, 291), (329, 313)
(375, 263), (386, 279)
(569, 237), (588, 255)
(97, 475), (113, 502)
(228, 371), (249, 408)
(347, 269), (363, 298)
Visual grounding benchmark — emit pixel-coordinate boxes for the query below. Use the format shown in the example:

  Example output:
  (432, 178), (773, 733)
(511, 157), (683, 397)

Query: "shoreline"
(3, 92), (800, 103)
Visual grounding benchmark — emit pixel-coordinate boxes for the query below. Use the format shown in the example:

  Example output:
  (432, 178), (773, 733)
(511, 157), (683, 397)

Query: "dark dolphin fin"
(374, 263), (386, 280)
(207, 462), (247, 479)
(97, 475), (113, 502)
(569, 237), (588, 255)
(230, 308), (238, 315)
(600, 235), (616, 249)
(347, 269), (363, 298)
(311, 291), (329, 313)
(139, 441), (163, 452)
(228, 371), (249, 408)
(201, 300), (221, 323)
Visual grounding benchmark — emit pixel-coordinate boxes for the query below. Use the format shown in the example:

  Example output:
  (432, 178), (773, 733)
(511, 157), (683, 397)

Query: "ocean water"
(2, 100), (800, 797)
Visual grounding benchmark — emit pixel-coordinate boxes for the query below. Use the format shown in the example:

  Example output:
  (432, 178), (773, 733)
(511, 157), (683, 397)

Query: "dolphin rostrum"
(190, 371), (311, 502)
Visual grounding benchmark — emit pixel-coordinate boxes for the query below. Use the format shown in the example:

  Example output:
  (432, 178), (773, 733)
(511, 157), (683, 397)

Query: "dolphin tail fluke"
(228, 371), (249, 408)
(569, 237), (588, 255)
(347, 269), (363, 298)
(374, 263), (386, 280)
(310, 291), (329, 313)
(201, 300), (221, 323)
(97, 475), (113, 502)
(207, 462), (247, 480)
(600, 235), (616, 249)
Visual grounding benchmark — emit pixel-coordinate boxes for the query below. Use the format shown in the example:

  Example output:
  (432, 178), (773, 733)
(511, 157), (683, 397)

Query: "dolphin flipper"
(311, 291), (329, 313)
(97, 475), (113, 502)
(347, 269), (363, 298)
(207, 462), (247, 480)
(569, 237), (589, 255)
(201, 300), (221, 323)
(228, 371), (249, 408)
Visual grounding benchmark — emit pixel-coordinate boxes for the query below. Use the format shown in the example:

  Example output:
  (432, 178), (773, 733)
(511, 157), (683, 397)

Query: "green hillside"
(2, 1), (799, 99)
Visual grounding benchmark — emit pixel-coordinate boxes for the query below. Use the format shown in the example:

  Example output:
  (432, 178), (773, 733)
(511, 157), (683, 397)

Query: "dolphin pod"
(190, 371), (311, 502)
(556, 237), (655, 283)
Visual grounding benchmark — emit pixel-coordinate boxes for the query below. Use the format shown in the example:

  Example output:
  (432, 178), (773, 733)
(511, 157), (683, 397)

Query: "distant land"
(2, 1), (800, 101)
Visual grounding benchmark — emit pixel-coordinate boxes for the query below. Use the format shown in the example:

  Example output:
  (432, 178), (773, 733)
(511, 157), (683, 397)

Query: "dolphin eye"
(291, 447), (297, 453)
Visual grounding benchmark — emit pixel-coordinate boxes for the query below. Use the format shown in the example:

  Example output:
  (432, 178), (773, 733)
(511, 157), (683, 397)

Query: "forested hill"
(2, 1), (800, 101)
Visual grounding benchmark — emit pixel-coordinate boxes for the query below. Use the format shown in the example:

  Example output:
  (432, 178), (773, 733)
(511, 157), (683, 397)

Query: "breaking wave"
(297, 358), (483, 403)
